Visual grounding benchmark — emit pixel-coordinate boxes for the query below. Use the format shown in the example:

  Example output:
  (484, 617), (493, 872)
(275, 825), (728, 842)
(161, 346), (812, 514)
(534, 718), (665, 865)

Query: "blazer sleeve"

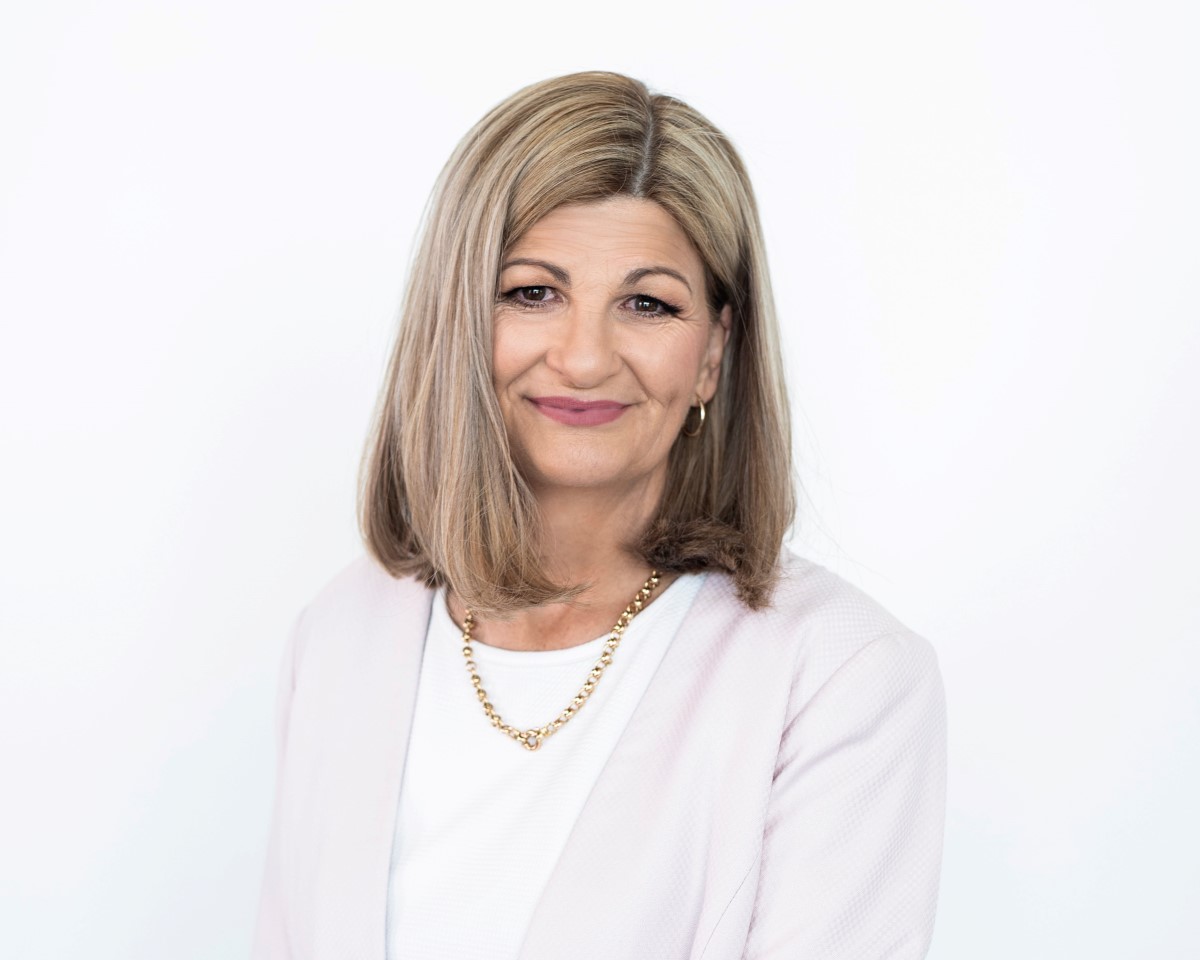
(744, 631), (947, 959)
(251, 611), (305, 960)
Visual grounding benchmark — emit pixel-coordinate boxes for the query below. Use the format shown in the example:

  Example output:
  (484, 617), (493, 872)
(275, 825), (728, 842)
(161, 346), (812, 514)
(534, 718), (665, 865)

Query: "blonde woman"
(253, 71), (946, 960)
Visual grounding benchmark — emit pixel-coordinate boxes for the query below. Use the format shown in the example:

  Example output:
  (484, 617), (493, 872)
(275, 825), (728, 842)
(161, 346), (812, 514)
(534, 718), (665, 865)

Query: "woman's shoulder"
(287, 555), (433, 662)
(302, 554), (428, 618)
(773, 548), (913, 633)
(700, 547), (939, 713)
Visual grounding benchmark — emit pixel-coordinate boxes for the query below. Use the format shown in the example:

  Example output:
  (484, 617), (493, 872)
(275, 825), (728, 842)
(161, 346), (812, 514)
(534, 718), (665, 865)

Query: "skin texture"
(448, 197), (731, 651)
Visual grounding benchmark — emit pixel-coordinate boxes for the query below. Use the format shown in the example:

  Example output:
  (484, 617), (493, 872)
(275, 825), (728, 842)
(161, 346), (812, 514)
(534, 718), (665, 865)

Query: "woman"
(254, 71), (946, 959)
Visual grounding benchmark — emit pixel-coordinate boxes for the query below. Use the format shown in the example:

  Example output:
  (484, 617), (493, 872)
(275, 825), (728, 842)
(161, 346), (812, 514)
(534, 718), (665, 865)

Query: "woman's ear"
(697, 303), (733, 401)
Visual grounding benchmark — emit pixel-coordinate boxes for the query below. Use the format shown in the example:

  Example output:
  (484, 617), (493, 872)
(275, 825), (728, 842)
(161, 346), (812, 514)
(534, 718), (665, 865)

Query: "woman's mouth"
(528, 396), (630, 426)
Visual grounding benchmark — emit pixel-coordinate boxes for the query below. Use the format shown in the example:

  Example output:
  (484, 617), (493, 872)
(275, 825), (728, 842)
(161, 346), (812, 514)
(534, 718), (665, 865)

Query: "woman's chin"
(522, 460), (660, 499)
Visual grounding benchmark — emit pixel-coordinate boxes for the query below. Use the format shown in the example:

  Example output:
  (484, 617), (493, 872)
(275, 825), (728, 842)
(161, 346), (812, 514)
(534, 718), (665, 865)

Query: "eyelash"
(498, 286), (683, 317)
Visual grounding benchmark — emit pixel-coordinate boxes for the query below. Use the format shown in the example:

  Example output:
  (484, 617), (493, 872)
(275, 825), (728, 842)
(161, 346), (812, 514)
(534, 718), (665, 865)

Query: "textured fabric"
(252, 549), (946, 960)
(386, 574), (705, 959)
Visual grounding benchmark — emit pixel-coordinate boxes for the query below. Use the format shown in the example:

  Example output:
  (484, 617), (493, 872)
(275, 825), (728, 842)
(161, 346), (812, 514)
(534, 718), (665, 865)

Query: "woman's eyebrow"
(500, 258), (570, 285)
(623, 266), (692, 294)
(500, 259), (693, 295)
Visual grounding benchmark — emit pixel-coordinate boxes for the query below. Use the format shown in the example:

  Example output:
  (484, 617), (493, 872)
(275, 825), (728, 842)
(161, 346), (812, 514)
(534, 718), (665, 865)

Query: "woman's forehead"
(503, 198), (703, 277)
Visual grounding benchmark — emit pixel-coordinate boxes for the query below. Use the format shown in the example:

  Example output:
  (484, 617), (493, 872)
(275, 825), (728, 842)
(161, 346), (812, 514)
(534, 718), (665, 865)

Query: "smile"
(528, 396), (630, 426)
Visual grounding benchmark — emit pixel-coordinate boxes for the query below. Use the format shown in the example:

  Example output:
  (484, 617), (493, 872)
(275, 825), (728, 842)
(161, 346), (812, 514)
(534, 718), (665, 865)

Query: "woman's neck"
(446, 476), (676, 652)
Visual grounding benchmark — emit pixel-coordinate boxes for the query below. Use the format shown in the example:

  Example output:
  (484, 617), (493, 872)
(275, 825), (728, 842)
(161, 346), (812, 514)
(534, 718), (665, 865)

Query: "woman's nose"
(545, 302), (621, 388)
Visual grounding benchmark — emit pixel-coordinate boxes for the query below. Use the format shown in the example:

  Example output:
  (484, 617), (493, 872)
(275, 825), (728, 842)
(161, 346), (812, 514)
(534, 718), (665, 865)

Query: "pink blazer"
(253, 550), (946, 959)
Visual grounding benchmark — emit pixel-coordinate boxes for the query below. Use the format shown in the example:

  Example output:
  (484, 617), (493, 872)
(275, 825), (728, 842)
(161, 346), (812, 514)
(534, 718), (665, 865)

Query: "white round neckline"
(436, 575), (691, 667)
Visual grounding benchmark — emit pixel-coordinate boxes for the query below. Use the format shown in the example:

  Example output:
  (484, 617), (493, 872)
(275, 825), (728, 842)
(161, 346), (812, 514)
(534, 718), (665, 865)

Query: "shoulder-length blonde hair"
(360, 70), (794, 613)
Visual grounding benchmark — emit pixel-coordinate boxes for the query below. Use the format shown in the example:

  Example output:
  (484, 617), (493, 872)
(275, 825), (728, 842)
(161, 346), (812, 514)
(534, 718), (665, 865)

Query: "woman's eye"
(501, 286), (555, 308)
(629, 295), (680, 316)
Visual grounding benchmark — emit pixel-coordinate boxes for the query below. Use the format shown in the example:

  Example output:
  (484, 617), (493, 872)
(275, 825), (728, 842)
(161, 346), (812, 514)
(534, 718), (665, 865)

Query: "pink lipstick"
(528, 396), (629, 426)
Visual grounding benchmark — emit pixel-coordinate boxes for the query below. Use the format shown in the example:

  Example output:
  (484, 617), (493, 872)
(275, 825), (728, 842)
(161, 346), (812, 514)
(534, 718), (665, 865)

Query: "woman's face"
(492, 196), (731, 502)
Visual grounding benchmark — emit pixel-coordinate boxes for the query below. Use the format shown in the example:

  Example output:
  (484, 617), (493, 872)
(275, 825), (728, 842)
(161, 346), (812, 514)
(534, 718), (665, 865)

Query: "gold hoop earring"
(682, 397), (706, 438)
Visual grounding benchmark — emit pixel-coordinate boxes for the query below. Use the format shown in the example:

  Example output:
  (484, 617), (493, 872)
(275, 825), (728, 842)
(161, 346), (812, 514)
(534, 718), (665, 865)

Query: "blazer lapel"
(293, 571), (433, 959)
(516, 574), (750, 960)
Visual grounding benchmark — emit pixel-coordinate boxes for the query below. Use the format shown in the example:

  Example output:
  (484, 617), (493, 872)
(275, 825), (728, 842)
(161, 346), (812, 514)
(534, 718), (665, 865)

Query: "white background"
(2, 1), (1197, 957)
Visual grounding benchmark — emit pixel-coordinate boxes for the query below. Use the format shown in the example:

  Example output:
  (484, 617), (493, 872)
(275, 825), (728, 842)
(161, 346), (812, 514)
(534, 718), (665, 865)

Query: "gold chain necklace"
(459, 570), (661, 752)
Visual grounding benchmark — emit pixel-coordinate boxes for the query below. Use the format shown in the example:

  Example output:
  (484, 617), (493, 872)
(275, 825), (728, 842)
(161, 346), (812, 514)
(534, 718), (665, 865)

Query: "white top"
(385, 573), (707, 960)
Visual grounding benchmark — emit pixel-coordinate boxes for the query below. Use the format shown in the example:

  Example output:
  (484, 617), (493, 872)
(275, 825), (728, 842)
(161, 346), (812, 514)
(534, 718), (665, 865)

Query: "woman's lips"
(528, 396), (629, 426)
